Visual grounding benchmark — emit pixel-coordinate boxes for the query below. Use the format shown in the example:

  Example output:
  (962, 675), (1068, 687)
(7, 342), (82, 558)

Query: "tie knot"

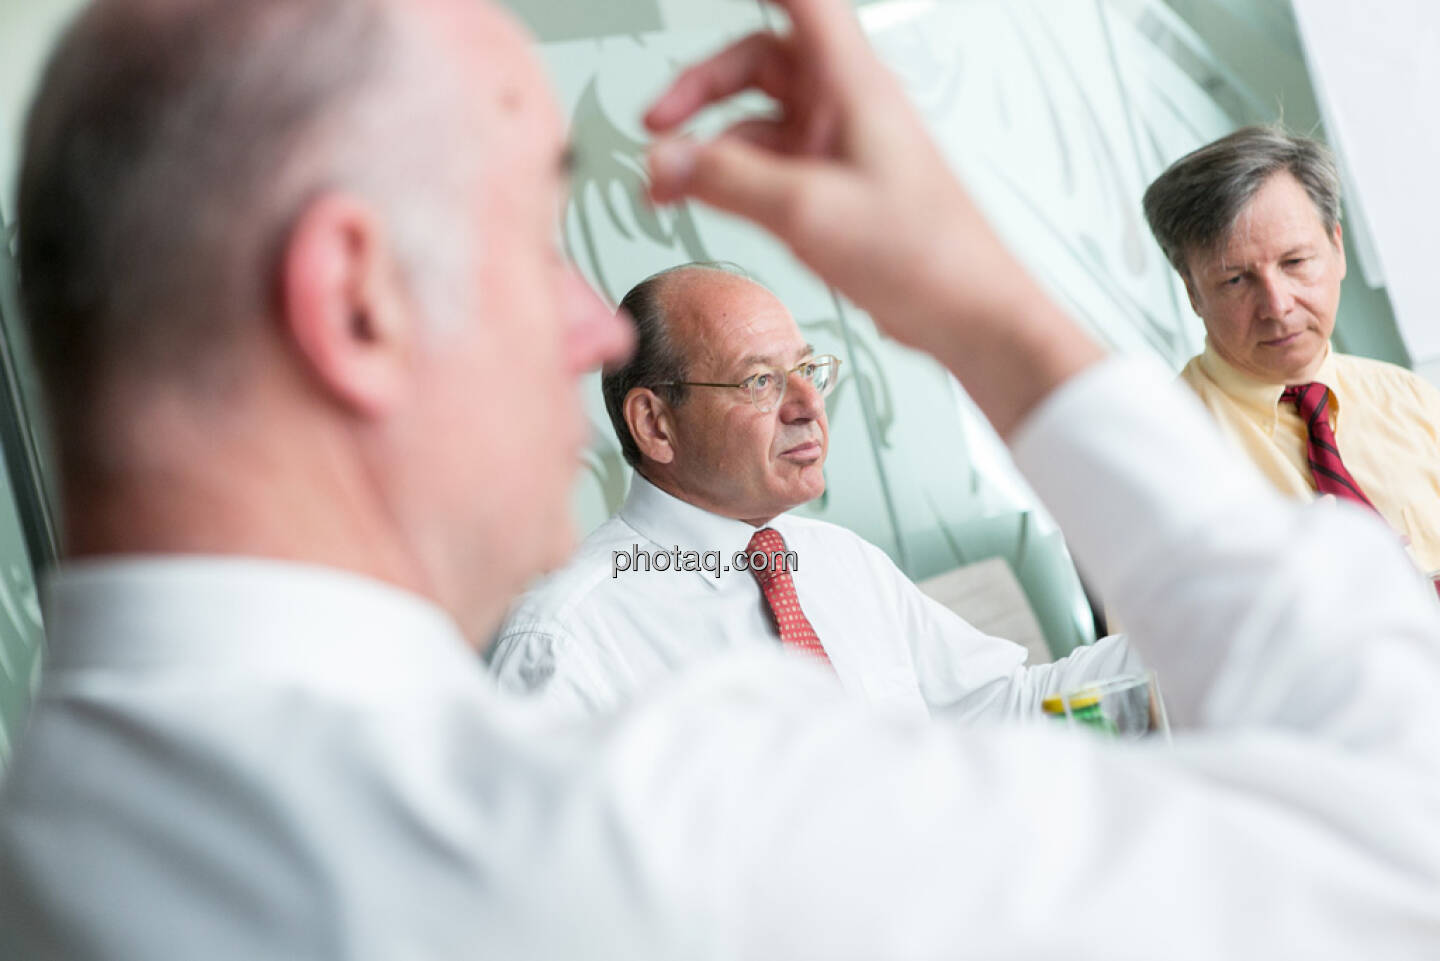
(745, 527), (788, 583)
(1281, 382), (1329, 418)
(1281, 381), (1316, 399)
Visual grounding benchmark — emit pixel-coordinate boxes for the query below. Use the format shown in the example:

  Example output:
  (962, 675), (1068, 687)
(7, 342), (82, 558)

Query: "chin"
(1270, 347), (1325, 383)
(790, 475), (826, 506)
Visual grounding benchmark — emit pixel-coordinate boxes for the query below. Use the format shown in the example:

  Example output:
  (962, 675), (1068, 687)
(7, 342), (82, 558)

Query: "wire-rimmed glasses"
(656, 354), (842, 413)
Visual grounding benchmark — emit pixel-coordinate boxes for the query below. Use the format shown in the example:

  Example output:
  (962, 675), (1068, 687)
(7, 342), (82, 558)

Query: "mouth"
(779, 440), (823, 462)
(1260, 330), (1305, 348)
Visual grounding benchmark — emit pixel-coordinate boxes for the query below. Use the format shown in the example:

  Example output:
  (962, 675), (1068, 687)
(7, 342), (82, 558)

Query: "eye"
(747, 373), (773, 390)
(1223, 275), (1243, 288)
(799, 362), (818, 378)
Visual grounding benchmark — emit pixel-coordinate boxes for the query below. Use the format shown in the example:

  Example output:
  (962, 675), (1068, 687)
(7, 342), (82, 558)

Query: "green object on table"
(1041, 689), (1118, 736)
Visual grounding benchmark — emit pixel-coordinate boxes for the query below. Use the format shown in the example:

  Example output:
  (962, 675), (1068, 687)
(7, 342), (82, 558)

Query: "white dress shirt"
(2, 357), (1437, 959)
(490, 474), (1138, 722)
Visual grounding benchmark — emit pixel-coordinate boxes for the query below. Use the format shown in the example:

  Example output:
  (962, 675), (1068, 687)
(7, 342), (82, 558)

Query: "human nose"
(1255, 268), (1296, 321)
(563, 268), (633, 375)
(778, 367), (823, 422)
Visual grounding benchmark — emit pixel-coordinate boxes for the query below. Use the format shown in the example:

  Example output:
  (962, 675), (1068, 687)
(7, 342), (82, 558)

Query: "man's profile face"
(662, 273), (828, 526)
(1183, 171), (1346, 384)
(400, 2), (628, 617)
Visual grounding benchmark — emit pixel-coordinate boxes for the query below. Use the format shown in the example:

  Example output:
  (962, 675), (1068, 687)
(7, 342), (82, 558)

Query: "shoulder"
(1177, 353), (1205, 384)
(780, 513), (911, 587)
(1335, 353), (1440, 411)
(1177, 354), (1218, 399)
(491, 515), (639, 663)
(781, 513), (886, 561)
(509, 516), (637, 621)
(1335, 351), (1412, 380)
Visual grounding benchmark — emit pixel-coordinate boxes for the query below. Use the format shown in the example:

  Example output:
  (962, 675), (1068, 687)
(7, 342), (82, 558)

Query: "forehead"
(422, 0), (565, 170)
(667, 273), (804, 368)
(1203, 172), (1329, 269)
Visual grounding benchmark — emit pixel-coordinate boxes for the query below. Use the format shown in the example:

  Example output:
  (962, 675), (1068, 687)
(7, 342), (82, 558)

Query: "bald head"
(657, 266), (767, 342)
(17, 0), (493, 470)
(604, 263), (751, 467)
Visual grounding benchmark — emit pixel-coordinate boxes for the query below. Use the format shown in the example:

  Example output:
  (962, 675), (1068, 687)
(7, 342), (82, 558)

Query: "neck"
(65, 463), (419, 584)
(61, 391), (441, 630)
(1208, 338), (1329, 386)
(1291, 346), (1330, 384)
(636, 466), (780, 528)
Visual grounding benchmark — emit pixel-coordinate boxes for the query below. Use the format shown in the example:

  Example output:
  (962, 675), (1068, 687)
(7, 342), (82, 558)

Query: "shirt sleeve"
(488, 619), (624, 720)
(1012, 357), (1440, 755)
(881, 546), (1144, 721)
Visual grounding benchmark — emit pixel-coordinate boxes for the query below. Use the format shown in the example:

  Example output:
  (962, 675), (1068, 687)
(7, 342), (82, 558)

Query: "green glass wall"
(0, 1), (1416, 758)
(0, 205), (46, 769)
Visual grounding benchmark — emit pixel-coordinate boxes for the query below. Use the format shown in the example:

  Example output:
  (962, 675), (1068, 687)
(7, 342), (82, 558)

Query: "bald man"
(492, 262), (1138, 721)
(2, 0), (1436, 958)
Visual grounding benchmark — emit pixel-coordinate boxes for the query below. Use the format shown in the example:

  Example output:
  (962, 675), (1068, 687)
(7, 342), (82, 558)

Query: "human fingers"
(644, 32), (789, 133)
(763, 0), (870, 68)
(717, 118), (792, 153)
(647, 136), (850, 248)
(723, 105), (842, 159)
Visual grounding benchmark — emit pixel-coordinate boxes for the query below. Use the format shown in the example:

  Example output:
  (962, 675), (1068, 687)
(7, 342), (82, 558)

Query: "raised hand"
(644, 0), (1105, 437)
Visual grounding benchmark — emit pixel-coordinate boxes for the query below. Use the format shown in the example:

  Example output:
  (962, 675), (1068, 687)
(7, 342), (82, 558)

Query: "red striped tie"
(1281, 382), (1377, 511)
(746, 528), (830, 665)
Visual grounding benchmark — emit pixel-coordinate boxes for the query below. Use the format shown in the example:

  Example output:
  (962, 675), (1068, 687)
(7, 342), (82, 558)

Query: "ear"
(279, 193), (414, 417)
(624, 388), (677, 465)
(1332, 222), (1347, 281)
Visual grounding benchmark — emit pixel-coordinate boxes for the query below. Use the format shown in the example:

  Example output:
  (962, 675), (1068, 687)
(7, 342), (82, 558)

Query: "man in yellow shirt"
(1143, 126), (1440, 579)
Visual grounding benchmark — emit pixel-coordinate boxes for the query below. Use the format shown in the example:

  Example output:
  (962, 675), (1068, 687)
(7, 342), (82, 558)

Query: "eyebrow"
(733, 343), (816, 372)
(1213, 245), (1315, 276)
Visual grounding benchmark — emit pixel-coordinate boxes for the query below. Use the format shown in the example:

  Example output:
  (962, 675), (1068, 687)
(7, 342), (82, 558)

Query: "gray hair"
(602, 262), (749, 468)
(18, 0), (472, 467)
(1142, 125), (1342, 277)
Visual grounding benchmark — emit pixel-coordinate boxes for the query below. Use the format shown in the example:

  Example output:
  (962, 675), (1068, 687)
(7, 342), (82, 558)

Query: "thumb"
(648, 136), (844, 244)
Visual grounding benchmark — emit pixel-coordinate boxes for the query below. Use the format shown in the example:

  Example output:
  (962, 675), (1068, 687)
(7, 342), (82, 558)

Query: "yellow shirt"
(1180, 341), (1440, 574)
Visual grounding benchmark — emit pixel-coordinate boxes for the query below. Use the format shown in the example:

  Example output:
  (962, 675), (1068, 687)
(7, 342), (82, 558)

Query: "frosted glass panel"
(0, 444), (42, 769)
(0, 210), (44, 769)
(0, 0), (1404, 690)
(540, 0), (1282, 654)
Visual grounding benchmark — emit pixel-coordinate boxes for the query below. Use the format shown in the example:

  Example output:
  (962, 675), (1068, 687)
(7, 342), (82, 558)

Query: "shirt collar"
(41, 556), (473, 680)
(618, 473), (799, 591)
(1197, 338), (1342, 426)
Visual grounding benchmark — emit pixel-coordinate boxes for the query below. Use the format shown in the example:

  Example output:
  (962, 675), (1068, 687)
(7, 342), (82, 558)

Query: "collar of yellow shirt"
(1195, 339), (1343, 433)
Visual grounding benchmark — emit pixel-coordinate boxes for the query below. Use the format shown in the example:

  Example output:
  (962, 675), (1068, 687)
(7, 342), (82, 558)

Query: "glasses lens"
(806, 356), (838, 397)
(750, 370), (784, 412)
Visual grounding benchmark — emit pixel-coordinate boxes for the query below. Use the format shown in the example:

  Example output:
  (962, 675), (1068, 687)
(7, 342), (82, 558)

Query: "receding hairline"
(669, 272), (816, 388)
(653, 267), (789, 355)
(649, 262), (760, 308)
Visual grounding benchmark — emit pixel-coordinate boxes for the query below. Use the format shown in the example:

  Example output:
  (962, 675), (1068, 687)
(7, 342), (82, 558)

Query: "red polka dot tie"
(746, 527), (830, 665)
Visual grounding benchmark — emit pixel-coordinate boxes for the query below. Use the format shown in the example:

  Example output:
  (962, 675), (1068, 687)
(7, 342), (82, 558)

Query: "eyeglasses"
(655, 354), (842, 414)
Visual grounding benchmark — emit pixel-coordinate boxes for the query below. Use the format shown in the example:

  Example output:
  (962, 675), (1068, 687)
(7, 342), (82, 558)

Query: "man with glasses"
(490, 263), (1138, 720)
(1, 0), (1435, 955)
